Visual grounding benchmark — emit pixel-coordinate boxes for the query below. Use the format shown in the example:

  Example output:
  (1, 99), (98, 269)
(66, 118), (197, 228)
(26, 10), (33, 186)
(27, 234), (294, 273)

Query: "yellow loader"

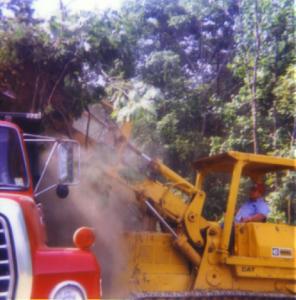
(107, 150), (296, 299)
(76, 106), (296, 299)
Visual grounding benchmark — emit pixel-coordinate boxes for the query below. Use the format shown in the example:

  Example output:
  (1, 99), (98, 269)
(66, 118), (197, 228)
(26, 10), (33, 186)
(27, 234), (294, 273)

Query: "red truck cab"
(0, 119), (101, 299)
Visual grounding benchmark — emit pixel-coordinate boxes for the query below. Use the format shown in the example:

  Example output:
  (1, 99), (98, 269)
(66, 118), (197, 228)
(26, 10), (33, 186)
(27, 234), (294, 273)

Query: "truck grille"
(0, 215), (16, 300)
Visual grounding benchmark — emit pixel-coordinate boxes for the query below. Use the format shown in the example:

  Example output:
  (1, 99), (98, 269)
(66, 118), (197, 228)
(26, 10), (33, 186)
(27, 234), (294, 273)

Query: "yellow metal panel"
(115, 232), (194, 295)
(227, 256), (294, 269)
(184, 190), (208, 245)
(194, 225), (296, 295)
(193, 151), (296, 173)
(235, 223), (296, 260)
(220, 160), (245, 254)
(235, 265), (295, 280)
(134, 180), (187, 221)
(155, 160), (197, 195)
(228, 223), (296, 281)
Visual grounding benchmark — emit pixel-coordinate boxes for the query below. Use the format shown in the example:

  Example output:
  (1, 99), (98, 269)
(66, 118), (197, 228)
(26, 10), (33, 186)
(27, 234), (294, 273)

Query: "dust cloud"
(39, 141), (145, 297)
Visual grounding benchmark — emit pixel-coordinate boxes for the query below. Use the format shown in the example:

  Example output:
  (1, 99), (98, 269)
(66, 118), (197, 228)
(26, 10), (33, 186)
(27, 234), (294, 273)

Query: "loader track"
(131, 290), (295, 300)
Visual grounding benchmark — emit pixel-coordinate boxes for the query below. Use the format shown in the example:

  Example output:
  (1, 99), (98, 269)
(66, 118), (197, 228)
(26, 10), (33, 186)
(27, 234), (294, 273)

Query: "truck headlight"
(49, 281), (87, 300)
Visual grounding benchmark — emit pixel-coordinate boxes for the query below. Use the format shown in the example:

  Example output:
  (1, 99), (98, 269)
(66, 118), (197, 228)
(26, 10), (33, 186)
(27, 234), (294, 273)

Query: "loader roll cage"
(193, 151), (296, 175)
(193, 151), (296, 255)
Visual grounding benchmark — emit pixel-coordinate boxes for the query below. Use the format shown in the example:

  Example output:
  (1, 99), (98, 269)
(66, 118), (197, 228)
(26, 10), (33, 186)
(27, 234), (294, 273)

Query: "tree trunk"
(291, 116), (296, 157)
(251, 93), (258, 153)
(250, 0), (261, 154)
(238, 0), (260, 153)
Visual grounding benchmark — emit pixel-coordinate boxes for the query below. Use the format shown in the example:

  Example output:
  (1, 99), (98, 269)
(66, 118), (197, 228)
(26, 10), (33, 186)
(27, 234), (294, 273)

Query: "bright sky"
(33, 0), (124, 18)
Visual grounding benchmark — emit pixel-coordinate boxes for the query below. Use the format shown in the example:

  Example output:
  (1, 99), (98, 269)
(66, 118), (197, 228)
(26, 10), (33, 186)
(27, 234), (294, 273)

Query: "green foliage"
(273, 65), (296, 118)
(0, 2), (135, 132)
(142, 50), (182, 88)
(267, 172), (296, 224)
(112, 0), (294, 220)
(0, 0), (294, 221)
(109, 79), (160, 122)
(226, 0), (295, 154)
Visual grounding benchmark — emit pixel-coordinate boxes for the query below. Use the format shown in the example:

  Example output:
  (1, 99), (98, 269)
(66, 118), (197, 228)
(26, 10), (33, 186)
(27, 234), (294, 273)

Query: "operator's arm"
(241, 213), (266, 223)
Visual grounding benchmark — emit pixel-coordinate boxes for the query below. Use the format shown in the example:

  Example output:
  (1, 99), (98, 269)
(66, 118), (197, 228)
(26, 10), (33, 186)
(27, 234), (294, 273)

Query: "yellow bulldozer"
(75, 105), (296, 299)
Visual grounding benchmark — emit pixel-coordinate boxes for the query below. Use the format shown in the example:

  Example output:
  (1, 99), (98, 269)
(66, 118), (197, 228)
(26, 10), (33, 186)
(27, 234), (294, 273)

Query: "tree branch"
(46, 60), (72, 107)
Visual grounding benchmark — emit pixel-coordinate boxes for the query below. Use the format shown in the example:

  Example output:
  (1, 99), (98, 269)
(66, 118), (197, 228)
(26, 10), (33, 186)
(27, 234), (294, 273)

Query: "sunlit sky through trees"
(33, 0), (124, 18)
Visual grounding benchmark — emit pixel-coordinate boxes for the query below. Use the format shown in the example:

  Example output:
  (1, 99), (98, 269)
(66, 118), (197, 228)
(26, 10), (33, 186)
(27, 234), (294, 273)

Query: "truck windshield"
(0, 126), (29, 190)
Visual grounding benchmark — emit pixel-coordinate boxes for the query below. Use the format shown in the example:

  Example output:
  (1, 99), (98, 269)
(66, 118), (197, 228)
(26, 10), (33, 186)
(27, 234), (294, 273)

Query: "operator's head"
(250, 183), (265, 200)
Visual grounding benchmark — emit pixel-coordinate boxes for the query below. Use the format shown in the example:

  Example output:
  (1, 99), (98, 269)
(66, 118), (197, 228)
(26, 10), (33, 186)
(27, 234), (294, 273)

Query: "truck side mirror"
(27, 134), (81, 199)
(57, 141), (80, 185)
(56, 184), (69, 199)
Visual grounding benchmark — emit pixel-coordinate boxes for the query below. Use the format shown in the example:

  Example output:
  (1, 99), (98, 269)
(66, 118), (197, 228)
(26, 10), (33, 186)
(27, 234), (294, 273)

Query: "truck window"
(0, 126), (29, 189)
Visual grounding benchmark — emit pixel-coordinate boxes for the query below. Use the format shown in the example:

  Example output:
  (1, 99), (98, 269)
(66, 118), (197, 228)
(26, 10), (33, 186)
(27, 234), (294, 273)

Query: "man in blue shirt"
(235, 183), (269, 223)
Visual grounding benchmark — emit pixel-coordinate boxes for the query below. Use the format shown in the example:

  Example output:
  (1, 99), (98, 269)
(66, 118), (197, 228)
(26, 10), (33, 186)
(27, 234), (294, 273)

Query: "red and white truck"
(0, 113), (101, 299)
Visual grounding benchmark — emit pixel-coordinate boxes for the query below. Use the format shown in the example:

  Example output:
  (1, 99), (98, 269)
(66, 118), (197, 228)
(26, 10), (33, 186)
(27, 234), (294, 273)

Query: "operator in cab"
(235, 183), (269, 223)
